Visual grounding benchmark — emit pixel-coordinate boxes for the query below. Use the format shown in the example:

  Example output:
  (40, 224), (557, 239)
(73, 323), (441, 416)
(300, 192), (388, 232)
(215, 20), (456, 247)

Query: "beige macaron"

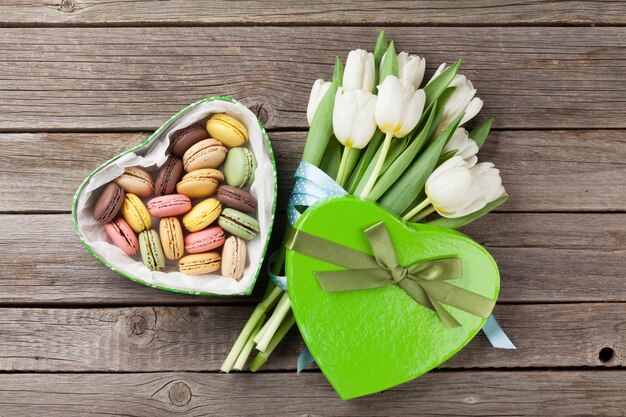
(176, 169), (224, 199)
(179, 252), (221, 275)
(159, 217), (184, 260)
(182, 139), (228, 172)
(114, 167), (154, 197)
(221, 236), (246, 280)
(206, 113), (248, 147)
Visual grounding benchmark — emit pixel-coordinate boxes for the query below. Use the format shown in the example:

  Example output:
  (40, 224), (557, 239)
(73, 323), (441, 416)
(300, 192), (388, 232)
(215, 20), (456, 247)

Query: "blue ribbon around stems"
(268, 161), (515, 374)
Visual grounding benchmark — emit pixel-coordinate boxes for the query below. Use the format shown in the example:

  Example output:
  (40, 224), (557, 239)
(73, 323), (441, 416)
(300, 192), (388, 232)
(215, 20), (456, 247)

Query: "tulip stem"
(402, 198), (432, 221)
(336, 146), (357, 187)
(359, 132), (394, 199)
(408, 205), (436, 222)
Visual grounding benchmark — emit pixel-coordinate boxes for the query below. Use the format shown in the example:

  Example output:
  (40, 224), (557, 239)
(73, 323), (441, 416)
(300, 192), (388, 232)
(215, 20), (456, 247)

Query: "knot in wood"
(58, 0), (77, 13)
(168, 381), (192, 407)
(128, 314), (147, 336)
(248, 101), (273, 126)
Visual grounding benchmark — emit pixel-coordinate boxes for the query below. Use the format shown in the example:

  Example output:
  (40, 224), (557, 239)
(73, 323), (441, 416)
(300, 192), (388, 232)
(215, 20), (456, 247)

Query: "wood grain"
(0, 213), (624, 304)
(1, 130), (625, 213)
(0, 370), (624, 416)
(3, 1), (626, 25)
(0, 304), (622, 372)
(0, 27), (625, 130)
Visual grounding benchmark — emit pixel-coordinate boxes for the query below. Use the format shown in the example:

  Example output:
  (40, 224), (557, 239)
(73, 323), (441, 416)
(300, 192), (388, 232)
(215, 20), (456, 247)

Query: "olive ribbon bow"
(286, 221), (495, 328)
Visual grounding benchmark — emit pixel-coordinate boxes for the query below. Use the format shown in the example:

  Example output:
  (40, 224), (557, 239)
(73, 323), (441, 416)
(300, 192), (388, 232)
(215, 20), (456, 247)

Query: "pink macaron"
(147, 194), (192, 218)
(105, 218), (139, 255)
(184, 226), (226, 254)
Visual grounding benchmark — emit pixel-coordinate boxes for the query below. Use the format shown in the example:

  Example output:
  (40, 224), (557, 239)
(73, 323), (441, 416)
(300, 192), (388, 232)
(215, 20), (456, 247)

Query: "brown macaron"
(216, 185), (257, 213)
(155, 156), (184, 196)
(93, 183), (125, 224)
(183, 139), (228, 172)
(169, 123), (210, 158)
(114, 167), (154, 197)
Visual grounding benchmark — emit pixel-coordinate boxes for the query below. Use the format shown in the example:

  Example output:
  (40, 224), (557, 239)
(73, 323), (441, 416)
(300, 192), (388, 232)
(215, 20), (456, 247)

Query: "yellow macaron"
(206, 113), (248, 147)
(176, 169), (224, 199)
(120, 193), (151, 233)
(182, 198), (222, 232)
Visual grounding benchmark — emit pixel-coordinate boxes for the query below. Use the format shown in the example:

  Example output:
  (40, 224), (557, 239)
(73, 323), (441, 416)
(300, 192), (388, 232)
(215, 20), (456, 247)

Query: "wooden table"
(0, 2), (624, 415)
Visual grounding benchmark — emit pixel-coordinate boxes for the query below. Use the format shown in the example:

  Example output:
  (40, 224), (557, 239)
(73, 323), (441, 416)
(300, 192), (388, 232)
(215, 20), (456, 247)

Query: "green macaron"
(224, 147), (256, 188)
(218, 208), (260, 241)
(139, 229), (166, 271)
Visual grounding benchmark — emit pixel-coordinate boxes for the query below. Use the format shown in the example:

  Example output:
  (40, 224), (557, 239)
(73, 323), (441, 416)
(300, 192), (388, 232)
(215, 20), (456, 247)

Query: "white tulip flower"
(358, 75), (426, 198)
(333, 88), (378, 149)
(306, 79), (332, 125)
(424, 156), (505, 218)
(375, 75), (426, 138)
(429, 63), (483, 131)
(343, 49), (375, 92)
(397, 51), (426, 90)
(442, 128), (479, 166)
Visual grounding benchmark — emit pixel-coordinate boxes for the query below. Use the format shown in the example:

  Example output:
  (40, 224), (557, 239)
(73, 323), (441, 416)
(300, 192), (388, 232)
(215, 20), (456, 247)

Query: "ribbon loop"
(287, 221), (496, 328)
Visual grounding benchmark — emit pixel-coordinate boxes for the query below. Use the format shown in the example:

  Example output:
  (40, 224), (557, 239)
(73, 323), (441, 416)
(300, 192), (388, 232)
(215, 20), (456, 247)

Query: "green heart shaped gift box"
(72, 97), (277, 296)
(286, 196), (500, 400)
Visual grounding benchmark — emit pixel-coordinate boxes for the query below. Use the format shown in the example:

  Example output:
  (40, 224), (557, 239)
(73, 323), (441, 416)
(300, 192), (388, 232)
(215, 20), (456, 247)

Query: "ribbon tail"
(297, 346), (316, 374)
(482, 314), (516, 349)
(428, 296), (462, 328)
(397, 279), (436, 311)
(420, 280), (495, 319)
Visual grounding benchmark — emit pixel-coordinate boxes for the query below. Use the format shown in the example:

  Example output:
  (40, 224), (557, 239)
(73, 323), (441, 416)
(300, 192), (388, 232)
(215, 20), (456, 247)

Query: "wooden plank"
(0, 27), (625, 130)
(3, 1), (626, 25)
(0, 213), (624, 304)
(1, 130), (624, 213)
(0, 370), (623, 416)
(0, 304), (622, 372)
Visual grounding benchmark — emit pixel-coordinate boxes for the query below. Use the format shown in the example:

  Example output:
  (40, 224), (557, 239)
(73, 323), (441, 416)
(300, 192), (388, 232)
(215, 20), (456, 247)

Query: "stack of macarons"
(92, 113), (260, 281)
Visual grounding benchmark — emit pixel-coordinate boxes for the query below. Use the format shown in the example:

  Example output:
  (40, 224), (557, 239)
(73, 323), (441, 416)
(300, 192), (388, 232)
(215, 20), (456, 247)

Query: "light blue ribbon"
(270, 161), (515, 373)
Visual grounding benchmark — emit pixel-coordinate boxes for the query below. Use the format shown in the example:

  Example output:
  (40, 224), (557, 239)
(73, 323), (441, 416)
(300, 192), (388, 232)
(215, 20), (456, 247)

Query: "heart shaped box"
(72, 97), (277, 296)
(286, 196), (499, 399)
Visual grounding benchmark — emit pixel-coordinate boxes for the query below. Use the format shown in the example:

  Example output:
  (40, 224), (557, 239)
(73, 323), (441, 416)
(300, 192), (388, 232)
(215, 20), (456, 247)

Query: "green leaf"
(378, 113), (464, 214)
(469, 117), (494, 148)
(319, 136), (342, 179)
(381, 136), (409, 173)
(367, 103), (439, 201)
(373, 30), (388, 93)
(423, 60), (461, 111)
(436, 149), (458, 167)
(345, 129), (384, 194)
(301, 79), (339, 166)
(333, 56), (344, 86)
(378, 41), (397, 84)
(429, 195), (508, 229)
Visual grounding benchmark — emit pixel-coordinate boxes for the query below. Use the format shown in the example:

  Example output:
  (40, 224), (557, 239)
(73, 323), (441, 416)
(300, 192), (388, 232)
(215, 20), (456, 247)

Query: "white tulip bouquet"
(222, 31), (508, 372)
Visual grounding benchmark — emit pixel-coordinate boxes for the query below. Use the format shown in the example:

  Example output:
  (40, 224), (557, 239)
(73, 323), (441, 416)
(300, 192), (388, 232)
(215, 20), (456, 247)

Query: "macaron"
(155, 156), (184, 196)
(176, 169), (224, 199)
(217, 184), (257, 213)
(159, 217), (184, 260)
(169, 123), (210, 158)
(183, 139), (228, 172)
(182, 198), (222, 232)
(218, 208), (260, 241)
(139, 229), (166, 271)
(224, 147), (256, 188)
(184, 226), (225, 254)
(147, 194), (192, 218)
(179, 252), (221, 275)
(104, 218), (139, 256)
(93, 183), (125, 224)
(114, 167), (154, 197)
(221, 236), (247, 280)
(120, 193), (151, 233)
(206, 113), (248, 147)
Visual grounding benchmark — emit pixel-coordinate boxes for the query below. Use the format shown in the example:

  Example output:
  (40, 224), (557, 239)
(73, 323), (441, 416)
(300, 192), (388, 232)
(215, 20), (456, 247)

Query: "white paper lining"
(75, 99), (276, 295)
